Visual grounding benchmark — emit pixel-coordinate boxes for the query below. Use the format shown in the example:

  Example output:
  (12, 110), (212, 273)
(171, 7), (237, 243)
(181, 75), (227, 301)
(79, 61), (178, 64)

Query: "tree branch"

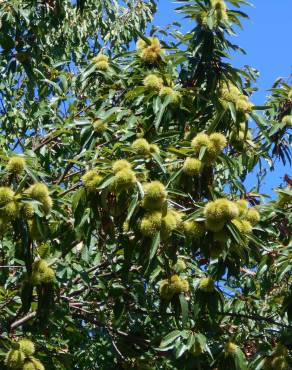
(59, 182), (82, 197)
(219, 311), (292, 329)
(10, 311), (37, 330)
(33, 131), (65, 152)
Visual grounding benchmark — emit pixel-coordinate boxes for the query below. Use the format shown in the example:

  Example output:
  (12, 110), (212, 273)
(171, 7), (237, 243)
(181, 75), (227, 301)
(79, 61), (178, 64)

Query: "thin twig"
(72, 260), (109, 285)
(109, 334), (126, 361)
(59, 182), (82, 197)
(10, 312), (37, 330)
(33, 131), (65, 152)
(56, 162), (75, 185)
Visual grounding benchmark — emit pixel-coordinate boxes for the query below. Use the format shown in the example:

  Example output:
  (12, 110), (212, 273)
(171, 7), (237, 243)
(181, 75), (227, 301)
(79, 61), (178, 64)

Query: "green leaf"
(234, 347), (248, 370)
(228, 102), (237, 122)
(179, 294), (188, 327)
(149, 232), (161, 262)
(97, 174), (115, 190)
(160, 330), (181, 347)
(154, 97), (172, 130)
(126, 193), (139, 221)
(174, 342), (187, 359)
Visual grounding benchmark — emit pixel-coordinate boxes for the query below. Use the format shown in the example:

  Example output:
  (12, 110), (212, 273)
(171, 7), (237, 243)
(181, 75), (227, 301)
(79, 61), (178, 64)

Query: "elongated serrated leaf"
(149, 232), (160, 262)
(179, 294), (188, 327)
(160, 330), (181, 347)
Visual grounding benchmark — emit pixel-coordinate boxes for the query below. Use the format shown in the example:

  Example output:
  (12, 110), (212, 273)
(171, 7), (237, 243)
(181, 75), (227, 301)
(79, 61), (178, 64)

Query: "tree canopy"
(0, 0), (291, 369)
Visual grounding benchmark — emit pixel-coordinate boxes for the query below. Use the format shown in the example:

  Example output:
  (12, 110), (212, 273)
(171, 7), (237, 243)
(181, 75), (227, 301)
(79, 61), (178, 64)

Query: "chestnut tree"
(0, 0), (291, 369)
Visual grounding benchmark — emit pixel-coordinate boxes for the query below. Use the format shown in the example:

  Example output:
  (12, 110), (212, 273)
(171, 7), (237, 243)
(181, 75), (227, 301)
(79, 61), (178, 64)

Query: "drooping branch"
(73, 312), (151, 348)
(9, 303), (151, 350)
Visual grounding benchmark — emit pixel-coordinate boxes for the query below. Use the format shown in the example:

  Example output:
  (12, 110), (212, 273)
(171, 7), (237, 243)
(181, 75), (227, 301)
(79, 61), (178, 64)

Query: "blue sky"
(154, 0), (292, 196)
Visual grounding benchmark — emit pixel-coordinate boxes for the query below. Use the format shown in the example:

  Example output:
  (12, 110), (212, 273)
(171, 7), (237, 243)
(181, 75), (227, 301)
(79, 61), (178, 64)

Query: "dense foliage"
(0, 0), (291, 369)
